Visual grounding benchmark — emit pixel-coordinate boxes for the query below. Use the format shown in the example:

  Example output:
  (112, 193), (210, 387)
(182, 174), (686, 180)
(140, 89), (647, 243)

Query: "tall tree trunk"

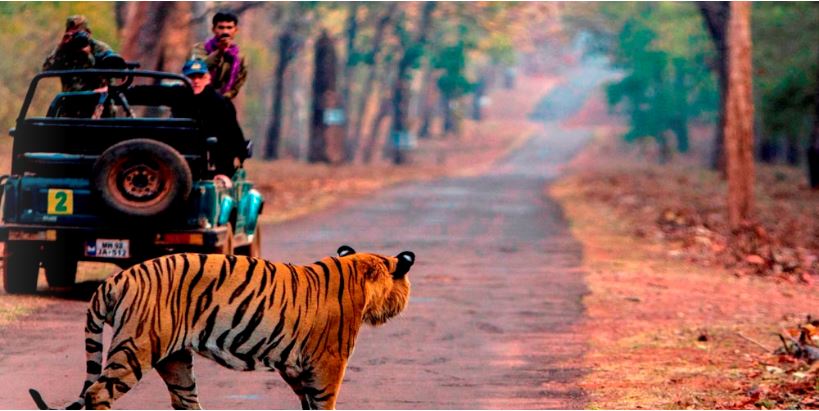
(310, 31), (343, 163)
(724, 1), (755, 229)
(471, 78), (485, 121)
(119, 3), (192, 73)
(672, 60), (689, 153)
(361, 59), (397, 163)
(265, 31), (300, 160)
(786, 135), (800, 165)
(699, 2), (730, 173)
(441, 93), (454, 134)
(808, 54), (819, 188)
(341, 4), (359, 162)
(115, 3), (127, 32)
(189, 2), (211, 42)
(390, 2), (436, 164)
(417, 57), (438, 139)
(350, 4), (397, 157)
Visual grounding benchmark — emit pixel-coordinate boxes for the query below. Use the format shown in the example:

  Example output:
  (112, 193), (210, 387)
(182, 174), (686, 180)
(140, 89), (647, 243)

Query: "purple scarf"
(204, 36), (241, 95)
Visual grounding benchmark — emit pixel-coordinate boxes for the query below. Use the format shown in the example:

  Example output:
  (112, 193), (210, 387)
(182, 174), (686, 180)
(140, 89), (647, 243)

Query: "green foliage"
(484, 32), (516, 66)
(570, 2), (819, 162)
(433, 39), (474, 99)
(752, 2), (819, 145)
(599, 3), (717, 154)
(393, 13), (426, 78)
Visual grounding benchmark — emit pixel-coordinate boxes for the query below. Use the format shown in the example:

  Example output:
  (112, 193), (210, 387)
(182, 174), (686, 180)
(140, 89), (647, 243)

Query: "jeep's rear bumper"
(0, 223), (229, 265)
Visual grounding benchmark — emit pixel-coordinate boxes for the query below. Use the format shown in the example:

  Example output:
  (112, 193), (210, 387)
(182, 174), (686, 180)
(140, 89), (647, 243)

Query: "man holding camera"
(191, 12), (248, 100)
(42, 15), (114, 91)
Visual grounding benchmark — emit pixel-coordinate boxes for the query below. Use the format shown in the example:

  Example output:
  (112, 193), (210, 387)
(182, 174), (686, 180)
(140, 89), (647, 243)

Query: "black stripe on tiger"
(27, 249), (414, 410)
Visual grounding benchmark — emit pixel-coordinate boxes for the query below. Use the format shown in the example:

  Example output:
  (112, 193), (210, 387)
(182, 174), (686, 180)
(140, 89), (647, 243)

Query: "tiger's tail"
(29, 281), (115, 410)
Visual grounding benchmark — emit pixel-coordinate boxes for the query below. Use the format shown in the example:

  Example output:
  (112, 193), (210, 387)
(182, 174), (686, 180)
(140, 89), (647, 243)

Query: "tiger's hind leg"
(156, 350), (202, 410)
(284, 358), (348, 410)
(83, 339), (153, 410)
(278, 367), (310, 409)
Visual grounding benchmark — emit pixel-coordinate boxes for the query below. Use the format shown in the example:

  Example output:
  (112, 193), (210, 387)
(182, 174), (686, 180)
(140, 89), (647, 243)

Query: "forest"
(0, 2), (815, 175)
(0, 2), (817, 409)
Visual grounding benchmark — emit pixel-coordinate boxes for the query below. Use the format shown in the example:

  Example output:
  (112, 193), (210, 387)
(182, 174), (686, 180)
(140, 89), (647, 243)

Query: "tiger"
(29, 245), (415, 410)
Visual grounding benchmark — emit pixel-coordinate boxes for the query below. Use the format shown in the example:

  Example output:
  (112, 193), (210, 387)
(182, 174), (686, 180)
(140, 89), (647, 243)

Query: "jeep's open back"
(0, 69), (263, 294)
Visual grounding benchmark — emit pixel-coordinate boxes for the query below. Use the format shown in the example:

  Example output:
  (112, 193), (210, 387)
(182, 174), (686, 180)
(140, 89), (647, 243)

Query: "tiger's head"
(337, 245), (414, 326)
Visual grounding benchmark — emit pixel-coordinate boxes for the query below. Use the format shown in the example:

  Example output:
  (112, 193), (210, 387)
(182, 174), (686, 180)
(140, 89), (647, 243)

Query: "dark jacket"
(42, 38), (113, 91)
(192, 85), (248, 175)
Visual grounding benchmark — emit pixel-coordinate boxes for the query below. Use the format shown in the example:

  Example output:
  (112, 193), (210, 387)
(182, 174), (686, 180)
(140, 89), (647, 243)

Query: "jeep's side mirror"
(206, 137), (218, 146)
(245, 140), (253, 159)
(8, 128), (14, 138)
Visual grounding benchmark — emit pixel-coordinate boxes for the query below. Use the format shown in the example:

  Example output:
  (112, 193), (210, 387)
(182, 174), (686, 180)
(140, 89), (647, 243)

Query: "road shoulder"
(550, 140), (819, 408)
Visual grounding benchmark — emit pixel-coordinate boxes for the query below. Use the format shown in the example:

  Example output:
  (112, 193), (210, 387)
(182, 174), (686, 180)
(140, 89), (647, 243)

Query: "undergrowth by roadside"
(551, 130), (819, 409)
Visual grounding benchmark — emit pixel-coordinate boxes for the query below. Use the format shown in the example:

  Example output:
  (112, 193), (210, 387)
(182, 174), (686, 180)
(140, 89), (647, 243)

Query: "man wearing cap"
(43, 15), (115, 91)
(182, 58), (248, 176)
(191, 12), (248, 100)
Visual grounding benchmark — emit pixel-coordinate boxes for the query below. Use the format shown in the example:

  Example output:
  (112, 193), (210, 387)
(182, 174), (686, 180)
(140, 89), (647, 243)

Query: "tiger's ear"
(337, 245), (356, 257)
(393, 251), (415, 279)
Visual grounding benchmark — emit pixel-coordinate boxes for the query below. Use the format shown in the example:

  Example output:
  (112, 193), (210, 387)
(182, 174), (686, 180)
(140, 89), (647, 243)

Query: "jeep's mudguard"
(217, 195), (235, 227)
(240, 189), (264, 235)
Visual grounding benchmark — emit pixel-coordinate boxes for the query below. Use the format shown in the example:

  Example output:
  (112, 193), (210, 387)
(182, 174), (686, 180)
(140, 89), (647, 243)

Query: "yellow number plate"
(47, 189), (73, 215)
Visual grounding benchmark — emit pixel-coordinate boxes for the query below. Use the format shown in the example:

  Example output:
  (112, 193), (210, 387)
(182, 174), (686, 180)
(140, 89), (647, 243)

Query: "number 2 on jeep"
(47, 189), (73, 215)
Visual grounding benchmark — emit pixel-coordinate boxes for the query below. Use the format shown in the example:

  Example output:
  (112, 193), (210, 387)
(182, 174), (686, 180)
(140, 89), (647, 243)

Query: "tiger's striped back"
(30, 247), (415, 410)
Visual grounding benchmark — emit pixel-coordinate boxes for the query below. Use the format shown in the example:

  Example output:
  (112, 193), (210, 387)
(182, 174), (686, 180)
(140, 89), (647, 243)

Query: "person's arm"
(193, 42), (224, 68)
(224, 55), (248, 99)
(90, 39), (113, 55)
(42, 48), (61, 71)
(222, 99), (248, 163)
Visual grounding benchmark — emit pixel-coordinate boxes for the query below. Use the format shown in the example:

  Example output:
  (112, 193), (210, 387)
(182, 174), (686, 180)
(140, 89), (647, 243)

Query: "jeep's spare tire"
(93, 139), (192, 217)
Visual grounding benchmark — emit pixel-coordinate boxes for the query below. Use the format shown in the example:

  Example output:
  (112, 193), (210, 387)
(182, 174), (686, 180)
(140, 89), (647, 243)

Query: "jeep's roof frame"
(18, 69), (194, 122)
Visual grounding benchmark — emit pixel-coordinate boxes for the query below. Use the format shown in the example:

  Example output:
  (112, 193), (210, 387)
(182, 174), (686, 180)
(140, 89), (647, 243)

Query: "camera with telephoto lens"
(65, 31), (91, 51)
(95, 50), (126, 69)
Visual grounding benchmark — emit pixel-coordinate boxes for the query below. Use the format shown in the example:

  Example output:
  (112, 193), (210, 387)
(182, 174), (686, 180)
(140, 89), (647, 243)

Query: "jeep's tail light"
(154, 233), (204, 246)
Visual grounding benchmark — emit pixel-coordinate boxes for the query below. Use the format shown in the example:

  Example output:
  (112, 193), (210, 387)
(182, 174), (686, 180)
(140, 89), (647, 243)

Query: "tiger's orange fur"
(29, 246), (414, 410)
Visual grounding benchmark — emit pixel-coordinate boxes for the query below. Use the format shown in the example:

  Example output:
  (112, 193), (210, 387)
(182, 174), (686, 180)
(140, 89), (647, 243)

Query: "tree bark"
(310, 31), (343, 163)
(390, 2), (436, 164)
(698, 2), (730, 174)
(350, 4), (397, 158)
(341, 4), (359, 162)
(115, 3), (127, 32)
(264, 30), (301, 160)
(441, 93), (454, 134)
(808, 53), (819, 188)
(361, 55), (398, 163)
(724, 1), (755, 229)
(417, 57), (438, 139)
(119, 3), (193, 73)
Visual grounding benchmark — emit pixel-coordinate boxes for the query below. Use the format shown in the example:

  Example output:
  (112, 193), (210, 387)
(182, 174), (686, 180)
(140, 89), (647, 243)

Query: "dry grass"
(551, 133), (819, 409)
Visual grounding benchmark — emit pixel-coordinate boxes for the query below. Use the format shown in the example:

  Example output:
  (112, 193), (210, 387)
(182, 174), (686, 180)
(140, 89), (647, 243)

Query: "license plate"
(47, 189), (73, 215)
(86, 239), (130, 259)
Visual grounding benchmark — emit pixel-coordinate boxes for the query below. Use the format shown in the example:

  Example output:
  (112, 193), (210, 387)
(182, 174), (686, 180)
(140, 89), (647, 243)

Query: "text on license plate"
(86, 239), (130, 259)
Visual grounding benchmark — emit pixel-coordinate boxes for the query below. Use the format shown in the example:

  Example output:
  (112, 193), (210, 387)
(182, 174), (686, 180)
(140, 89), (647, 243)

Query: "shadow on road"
(36, 280), (102, 301)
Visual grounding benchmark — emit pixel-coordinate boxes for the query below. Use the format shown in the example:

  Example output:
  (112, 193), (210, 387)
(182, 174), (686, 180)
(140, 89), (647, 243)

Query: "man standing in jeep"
(182, 58), (248, 175)
(191, 12), (248, 100)
(42, 15), (114, 91)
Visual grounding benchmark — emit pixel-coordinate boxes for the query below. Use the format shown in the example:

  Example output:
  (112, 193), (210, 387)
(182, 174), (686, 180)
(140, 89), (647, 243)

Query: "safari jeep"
(0, 69), (264, 294)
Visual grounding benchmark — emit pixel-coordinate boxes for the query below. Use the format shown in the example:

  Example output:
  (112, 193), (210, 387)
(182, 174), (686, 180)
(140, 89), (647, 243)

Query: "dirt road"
(0, 63), (612, 409)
